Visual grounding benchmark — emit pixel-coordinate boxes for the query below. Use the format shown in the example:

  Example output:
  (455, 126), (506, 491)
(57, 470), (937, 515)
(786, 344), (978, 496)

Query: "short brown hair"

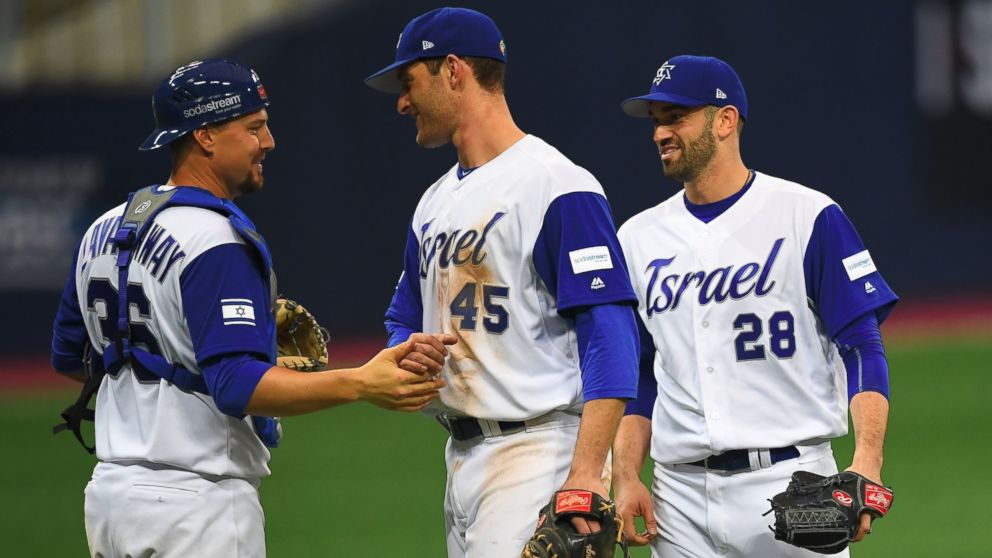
(423, 56), (505, 93)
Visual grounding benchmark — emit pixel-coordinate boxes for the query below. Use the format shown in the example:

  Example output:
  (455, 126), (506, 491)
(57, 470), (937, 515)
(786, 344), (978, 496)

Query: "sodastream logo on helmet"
(183, 95), (244, 119)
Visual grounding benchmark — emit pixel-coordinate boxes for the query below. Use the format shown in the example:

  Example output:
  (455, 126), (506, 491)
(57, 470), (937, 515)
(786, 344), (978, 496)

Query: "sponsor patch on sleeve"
(569, 246), (613, 274)
(221, 298), (256, 326)
(841, 250), (877, 281)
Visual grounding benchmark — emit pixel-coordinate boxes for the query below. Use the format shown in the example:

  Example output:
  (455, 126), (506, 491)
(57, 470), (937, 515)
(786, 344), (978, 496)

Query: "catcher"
(521, 490), (629, 558)
(50, 58), (455, 556)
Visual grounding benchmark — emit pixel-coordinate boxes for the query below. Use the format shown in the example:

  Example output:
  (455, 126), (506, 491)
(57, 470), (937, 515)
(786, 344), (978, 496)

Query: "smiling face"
(396, 61), (459, 148)
(648, 102), (718, 182)
(209, 108), (275, 197)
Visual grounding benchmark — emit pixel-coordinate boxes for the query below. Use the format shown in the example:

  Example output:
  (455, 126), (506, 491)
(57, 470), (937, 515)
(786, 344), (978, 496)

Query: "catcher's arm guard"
(274, 298), (329, 372)
(767, 470), (893, 554)
(521, 490), (630, 558)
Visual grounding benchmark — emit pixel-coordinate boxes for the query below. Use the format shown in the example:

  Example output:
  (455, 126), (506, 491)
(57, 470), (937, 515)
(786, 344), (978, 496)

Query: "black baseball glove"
(768, 470), (894, 554)
(521, 490), (629, 558)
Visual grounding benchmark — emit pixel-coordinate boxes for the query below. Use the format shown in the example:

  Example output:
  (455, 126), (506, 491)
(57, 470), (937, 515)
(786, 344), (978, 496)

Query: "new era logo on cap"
(716, 88), (727, 99)
(422, 40), (435, 50)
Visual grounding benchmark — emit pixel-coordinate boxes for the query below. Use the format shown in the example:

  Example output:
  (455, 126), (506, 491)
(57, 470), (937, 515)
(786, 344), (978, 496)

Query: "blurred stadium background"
(1, 0), (990, 555)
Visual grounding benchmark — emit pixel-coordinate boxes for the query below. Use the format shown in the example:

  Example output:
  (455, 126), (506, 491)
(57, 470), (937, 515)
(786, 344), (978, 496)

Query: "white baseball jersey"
(58, 197), (275, 479)
(618, 171), (897, 465)
(386, 134), (637, 421)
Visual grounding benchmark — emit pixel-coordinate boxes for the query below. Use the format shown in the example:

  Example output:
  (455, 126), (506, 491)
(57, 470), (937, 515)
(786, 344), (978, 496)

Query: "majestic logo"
(832, 490), (853, 506)
(652, 62), (676, 85)
(644, 238), (784, 317)
(134, 200), (152, 214)
(555, 491), (592, 514)
(419, 212), (506, 277)
(183, 94), (242, 118)
(716, 88), (727, 99)
(864, 281), (876, 294)
(422, 40), (435, 50)
(590, 277), (605, 290)
(865, 485), (892, 514)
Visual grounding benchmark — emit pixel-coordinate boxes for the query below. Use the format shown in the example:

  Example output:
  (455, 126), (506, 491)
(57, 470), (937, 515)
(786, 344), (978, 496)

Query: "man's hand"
(847, 390), (889, 543)
(397, 332), (458, 375)
(613, 474), (656, 546)
(612, 414), (655, 545)
(559, 473), (609, 533)
(845, 465), (882, 542)
(358, 333), (455, 411)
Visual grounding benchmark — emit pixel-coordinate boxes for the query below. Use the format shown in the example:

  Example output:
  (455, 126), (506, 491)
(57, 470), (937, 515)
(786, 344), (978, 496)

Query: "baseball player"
(610, 55), (898, 557)
(50, 59), (452, 557)
(364, 8), (640, 556)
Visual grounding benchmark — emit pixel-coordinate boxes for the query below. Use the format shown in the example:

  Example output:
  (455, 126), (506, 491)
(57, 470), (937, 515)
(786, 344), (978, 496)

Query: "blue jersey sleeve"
(200, 353), (272, 417)
(624, 314), (657, 418)
(180, 243), (275, 364)
(51, 244), (89, 372)
(835, 312), (891, 400)
(533, 192), (637, 314)
(803, 205), (898, 338)
(385, 221), (424, 347)
(574, 303), (639, 401)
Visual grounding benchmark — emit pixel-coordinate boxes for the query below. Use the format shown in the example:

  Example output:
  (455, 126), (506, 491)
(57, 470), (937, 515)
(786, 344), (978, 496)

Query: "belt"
(442, 417), (527, 441)
(688, 446), (799, 472)
(438, 411), (580, 442)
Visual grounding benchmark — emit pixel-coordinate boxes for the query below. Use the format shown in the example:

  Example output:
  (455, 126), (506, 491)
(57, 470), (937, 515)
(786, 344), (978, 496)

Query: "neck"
(451, 92), (526, 169)
(168, 161), (232, 200)
(683, 154), (750, 205)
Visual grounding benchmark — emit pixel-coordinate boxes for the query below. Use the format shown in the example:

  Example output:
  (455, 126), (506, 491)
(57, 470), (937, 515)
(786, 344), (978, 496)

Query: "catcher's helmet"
(140, 59), (270, 151)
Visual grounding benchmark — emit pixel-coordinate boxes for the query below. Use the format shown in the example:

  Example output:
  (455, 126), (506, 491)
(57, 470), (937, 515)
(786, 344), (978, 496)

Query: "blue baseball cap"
(621, 55), (747, 120)
(365, 7), (507, 93)
(140, 59), (270, 151)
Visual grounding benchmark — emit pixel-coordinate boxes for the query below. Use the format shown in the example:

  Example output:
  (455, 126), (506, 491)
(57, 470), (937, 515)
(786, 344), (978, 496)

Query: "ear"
(714, 106), (740, 140)
(445, 54), (463, 89)
(191, 127), (216, 155)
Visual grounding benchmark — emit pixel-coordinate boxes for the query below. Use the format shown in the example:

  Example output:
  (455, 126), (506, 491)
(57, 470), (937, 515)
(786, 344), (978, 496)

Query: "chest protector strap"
(54, 185), (276, 453)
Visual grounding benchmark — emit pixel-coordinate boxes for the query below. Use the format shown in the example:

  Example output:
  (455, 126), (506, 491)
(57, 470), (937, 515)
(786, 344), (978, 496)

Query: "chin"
(237, 179), (264, 197)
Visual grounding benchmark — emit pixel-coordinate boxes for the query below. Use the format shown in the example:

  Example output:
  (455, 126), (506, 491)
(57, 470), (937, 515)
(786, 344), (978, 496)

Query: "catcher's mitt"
(767, 471), (894, 554)
(274, 298), (329, 372)
(521, 490), (629, 558)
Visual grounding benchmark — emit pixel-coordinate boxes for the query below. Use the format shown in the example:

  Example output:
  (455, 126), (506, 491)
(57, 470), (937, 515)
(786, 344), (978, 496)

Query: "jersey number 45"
(450, 282), (510, 334)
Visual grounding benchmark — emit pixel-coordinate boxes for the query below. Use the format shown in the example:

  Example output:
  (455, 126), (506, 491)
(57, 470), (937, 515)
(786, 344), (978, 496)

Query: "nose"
(653, 123), (673, 145)
(397, 91), (411, 115)
(260, 125), (275, 152)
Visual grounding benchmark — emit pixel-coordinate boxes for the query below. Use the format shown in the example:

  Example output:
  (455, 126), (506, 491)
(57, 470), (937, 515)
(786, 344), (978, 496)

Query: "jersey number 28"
(733, 311), (795, 361)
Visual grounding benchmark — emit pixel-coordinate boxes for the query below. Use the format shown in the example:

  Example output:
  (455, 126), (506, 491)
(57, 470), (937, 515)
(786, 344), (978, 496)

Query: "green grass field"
(2, 335), (989, 557)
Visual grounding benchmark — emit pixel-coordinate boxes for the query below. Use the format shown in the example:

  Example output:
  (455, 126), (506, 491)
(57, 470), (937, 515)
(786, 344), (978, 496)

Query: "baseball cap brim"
(365, 58), (417, 94)
(621, 92), (711, 118)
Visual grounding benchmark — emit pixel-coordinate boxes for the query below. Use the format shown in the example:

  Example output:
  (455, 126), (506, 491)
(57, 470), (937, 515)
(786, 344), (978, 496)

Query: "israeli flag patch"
(222, 298), (256, 325)
(842, 250), (877, 281)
